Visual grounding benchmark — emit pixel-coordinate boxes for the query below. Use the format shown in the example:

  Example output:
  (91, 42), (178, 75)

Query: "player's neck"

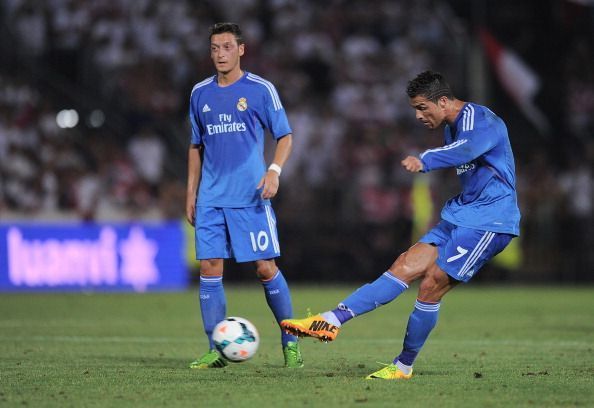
(445, 99), (466, 125)
(217, 69), (244, 87)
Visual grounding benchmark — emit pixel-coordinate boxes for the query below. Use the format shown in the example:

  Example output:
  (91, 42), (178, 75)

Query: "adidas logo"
(202, 104), (211, 112)
(308, 320), (338, 333)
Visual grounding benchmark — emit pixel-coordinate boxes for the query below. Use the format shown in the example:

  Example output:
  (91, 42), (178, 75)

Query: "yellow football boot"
(366, 363), (413, 380)
(280, 314), (340, 342)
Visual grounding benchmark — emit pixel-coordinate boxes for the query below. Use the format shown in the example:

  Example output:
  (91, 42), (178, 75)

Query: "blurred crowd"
(0, 0), (592, 280)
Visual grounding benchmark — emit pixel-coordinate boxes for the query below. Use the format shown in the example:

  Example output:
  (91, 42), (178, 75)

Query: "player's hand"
(401, 156), (424, 172)
(186, 194), (196, 226)
(257, 171), (280, 199)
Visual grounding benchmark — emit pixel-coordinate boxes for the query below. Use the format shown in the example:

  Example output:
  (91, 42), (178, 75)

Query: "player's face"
(210, 33), (244, 75)
(409, 95), (447, 129)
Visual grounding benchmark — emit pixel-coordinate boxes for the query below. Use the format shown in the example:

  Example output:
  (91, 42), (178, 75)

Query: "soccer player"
(281, 71), (520, 379)
(186, 22), (303, 369)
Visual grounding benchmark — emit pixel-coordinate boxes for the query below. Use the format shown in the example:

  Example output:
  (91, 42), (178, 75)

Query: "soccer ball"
(212, 317), (259, 362)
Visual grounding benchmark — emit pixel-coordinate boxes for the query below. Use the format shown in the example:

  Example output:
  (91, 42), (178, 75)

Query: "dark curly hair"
(209, 22), (244, 45)
(406, 71), (454, 102)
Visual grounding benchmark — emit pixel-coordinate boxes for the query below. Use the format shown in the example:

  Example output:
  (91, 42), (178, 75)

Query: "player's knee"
(200, 259), (223, 277)
(255, 260), (277, 280)
(387, 251), (422, 283)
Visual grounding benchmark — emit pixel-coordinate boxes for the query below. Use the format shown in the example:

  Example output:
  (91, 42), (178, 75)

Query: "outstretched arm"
(258, 134), (293, 199)
(418, 133), (496, 172)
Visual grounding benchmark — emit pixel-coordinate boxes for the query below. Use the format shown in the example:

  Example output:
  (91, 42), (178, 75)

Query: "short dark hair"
(406, 71), (454, 102)
(209, 22), (244, 45)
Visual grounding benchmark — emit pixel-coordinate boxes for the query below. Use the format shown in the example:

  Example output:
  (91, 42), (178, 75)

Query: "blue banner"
(0, 222), (187, 292)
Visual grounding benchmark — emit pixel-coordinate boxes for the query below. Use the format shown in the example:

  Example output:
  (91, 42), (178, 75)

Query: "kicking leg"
(331, 243), (438, 324)
(281, 243), (438, 341)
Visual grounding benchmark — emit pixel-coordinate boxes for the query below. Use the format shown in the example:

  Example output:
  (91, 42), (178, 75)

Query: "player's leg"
(190, 207), (231, 369)
(280, 242), (438, 341)
(367, 264), (457, 379)
(255, 259), (298, 346)
(368, 226), (515, 379)
(255, 258), (303, 368)
(198, 259), (226, 350)
(191, 258), (228, 368)
(366, 264), (456, 380)
(223, 206), (303, 367)
(334, 242), (438, 322)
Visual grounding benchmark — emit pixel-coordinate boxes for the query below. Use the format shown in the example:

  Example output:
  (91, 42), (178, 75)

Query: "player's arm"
(405, 131), (497, 173)
(186, 144), (202, 226)
(187, 93), (205, 225)
(401, 155), (424, 172)
(258, 134), (292, 199)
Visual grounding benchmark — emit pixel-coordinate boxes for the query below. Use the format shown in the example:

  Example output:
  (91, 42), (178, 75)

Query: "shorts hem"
(235, 253), (280, 263)
(197, 255), (231, 261)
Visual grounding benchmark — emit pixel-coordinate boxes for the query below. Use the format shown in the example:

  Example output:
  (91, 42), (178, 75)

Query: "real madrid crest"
(237, 97), (248, 111)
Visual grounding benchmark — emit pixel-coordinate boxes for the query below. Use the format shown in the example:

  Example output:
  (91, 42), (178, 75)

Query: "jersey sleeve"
(189, 92), (203, 145)
(261, 83), (292, 139)
(419, 123), (498, 172)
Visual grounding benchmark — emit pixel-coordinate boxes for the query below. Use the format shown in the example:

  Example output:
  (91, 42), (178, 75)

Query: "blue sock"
(395, 299), (441, 366)
(199, 276), (226, 350)
(261, 270), (297, 346)
(332, 272), (409, 324)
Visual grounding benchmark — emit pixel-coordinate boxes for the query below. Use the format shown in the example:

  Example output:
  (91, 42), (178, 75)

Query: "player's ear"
(438, 96), (448, 109)
(238, 43), (245, 57)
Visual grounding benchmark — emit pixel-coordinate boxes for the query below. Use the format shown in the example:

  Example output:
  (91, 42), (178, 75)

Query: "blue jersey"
(419, 103), (521, 236)
(189, 72), (292, 207)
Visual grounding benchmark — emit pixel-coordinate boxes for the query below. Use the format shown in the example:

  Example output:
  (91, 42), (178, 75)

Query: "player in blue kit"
(281, 71), (521, 379)
(186, 22), (303, 369)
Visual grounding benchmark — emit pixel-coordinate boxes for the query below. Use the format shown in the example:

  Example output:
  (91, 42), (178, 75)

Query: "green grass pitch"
(1, 285), (593, 407)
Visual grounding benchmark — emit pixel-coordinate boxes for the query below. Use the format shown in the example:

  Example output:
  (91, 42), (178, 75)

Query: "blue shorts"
(195, 205), (281, 262)
(419, 220), (513, 282)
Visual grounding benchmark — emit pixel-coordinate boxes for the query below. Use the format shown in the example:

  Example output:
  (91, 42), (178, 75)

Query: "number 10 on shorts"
(250, 231), (269, 252)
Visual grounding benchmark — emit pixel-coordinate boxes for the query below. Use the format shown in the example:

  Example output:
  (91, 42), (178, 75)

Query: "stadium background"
(0, 0), (592, 288)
